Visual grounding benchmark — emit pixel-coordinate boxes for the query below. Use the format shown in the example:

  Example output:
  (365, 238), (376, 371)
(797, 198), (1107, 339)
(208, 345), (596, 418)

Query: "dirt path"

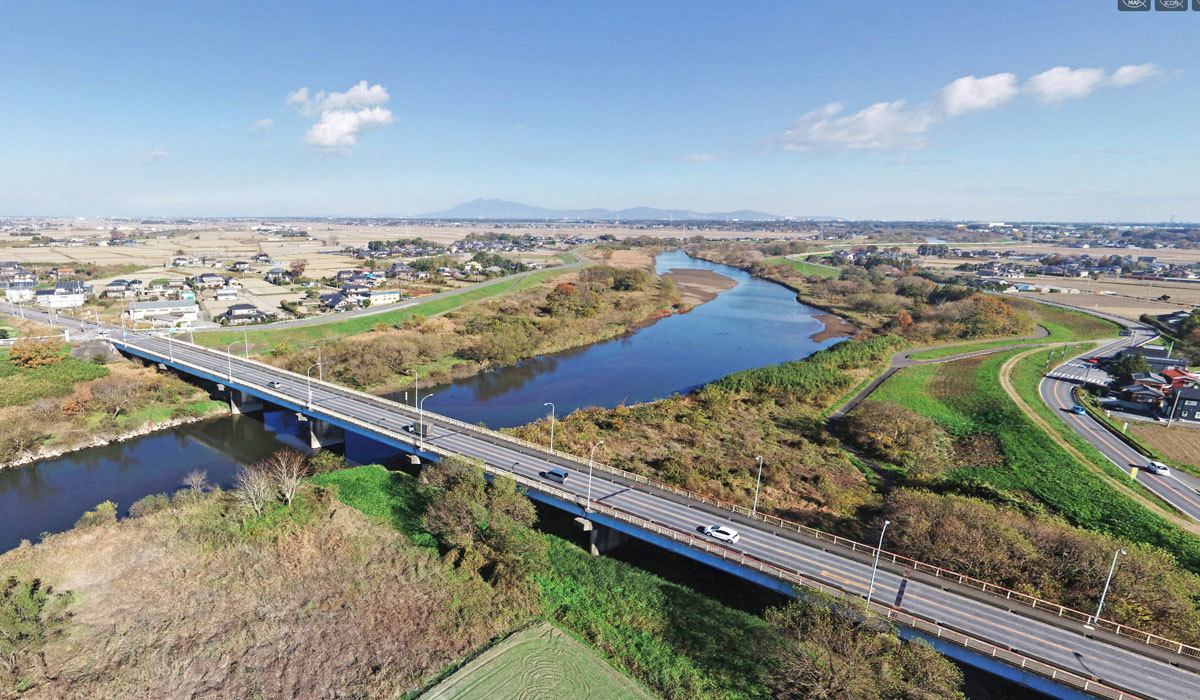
(997, 346), (1200, 536)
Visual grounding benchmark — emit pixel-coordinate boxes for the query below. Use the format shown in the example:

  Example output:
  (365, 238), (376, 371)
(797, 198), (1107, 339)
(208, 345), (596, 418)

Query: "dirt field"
(421, 621), (654, 700)
(1126, 422), (1200, 471)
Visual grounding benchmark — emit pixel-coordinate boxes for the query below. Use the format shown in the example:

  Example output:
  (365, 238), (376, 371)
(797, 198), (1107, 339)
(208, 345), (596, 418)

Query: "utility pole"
(752, 456), (764, 514)
(865, 520), (891, 610)
(1091, 549), (1127, 626)
(544, 402), (555, 453)
(585, 440), (605, 511)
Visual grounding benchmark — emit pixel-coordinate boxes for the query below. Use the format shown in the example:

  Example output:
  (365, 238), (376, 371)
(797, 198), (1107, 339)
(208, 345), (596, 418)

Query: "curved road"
(9, 308), (1200, 698)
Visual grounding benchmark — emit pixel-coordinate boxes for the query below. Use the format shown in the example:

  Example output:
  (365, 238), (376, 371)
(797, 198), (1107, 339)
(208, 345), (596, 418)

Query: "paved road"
(1038, 325), (1200, 524)
(9, 308), (1198, 699)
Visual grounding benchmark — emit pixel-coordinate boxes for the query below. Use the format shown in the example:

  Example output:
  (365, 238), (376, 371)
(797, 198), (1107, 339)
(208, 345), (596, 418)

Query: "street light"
(407, 369), (418, 414)
(544, 402), (555, 453)
(307, 345), (323, 381)
(226, 342), (239, 381)
(419, 393), (434, 449)
(752, 456), (764, 514)
(166, 332), (174, 361)
(306, 362), (320, 410)
(585, 440), (605, 510)
(865, 520), (892, 610)
(243, 329), (249, 357)
(1092, 548), (1127, 626)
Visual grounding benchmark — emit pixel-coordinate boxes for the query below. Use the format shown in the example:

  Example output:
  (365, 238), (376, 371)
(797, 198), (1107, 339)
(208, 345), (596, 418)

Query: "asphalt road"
(1039, 327), (1200, 524)
(9, 308), (1200, 699)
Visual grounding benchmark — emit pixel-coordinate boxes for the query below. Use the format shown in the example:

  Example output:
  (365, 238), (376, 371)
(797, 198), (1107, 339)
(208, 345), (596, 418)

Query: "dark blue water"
(0, 413), (305, 551)
(398, 251), (845, 428)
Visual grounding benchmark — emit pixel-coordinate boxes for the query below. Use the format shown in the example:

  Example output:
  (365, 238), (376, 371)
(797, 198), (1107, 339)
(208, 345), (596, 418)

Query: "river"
(0, 251), (842, 550)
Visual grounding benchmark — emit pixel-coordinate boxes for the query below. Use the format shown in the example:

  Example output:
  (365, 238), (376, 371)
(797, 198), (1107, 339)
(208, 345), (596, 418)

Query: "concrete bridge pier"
(308, 417), (345, 450)
(575, 516), (629, 556)
(228, 389), (263, 415)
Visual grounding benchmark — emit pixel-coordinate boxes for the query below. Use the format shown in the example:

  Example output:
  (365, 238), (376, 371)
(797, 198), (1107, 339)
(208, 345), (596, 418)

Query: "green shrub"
(128, 493), (171, 518)
(74, 501), (118, 530)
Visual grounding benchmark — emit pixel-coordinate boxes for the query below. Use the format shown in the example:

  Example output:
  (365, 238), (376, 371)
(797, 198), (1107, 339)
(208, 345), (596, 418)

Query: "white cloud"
(137, 148), (168, 164)
(287, 81), (395, 153)
(1024, 66), (1107, 103)
(305, 106), (394, 151)
(775, 63), (1160, 153)
(679, 153), (721, 162)
(774, 100), (939, 152)
(249, 118), (274, 132)
(1110, 63), (1161, 87)
(936, 73), (1019, 117)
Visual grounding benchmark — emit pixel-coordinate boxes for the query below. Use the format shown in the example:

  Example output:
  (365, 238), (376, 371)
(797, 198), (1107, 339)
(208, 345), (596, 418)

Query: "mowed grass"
(194, 266), (580, 349)
(317, 466), (769, 699)
(0, 349), (110, 407)
(906, 299), (1120, 361)
(872, 351), (1200, 572)
(421, 621), (654, 700)
(908, 338), (1038, 361)
(764, 255), (840, 278)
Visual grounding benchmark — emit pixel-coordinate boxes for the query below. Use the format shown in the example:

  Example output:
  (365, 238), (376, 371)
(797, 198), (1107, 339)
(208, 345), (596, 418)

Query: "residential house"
(104, 280), (135, 298)
(127, 300), (199, 323)
(216, 303), (271, 325)
(194, 273), (226, 288)
(366, 289), (401, 305)
(215, 287), (239, 301)
(1168, 386), (1200, 422)
(320, 293), (355, 312)
(265, 267), (288, 283)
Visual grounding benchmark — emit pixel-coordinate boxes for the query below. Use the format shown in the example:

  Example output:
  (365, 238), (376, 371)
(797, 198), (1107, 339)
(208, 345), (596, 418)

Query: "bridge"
(9, 309), (1200, 700)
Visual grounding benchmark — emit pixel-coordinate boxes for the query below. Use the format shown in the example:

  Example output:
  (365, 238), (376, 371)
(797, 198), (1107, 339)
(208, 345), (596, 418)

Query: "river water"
(1, 251), (841, 550)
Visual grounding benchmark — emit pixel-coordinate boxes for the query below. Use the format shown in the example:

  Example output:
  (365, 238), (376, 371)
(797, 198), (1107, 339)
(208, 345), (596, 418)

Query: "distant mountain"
(416, 198), (794, 221)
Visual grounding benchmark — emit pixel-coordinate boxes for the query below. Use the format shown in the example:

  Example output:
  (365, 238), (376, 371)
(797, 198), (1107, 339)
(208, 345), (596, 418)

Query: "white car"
(701, 525), (740, 545)
(1146, 461), (1171, 476)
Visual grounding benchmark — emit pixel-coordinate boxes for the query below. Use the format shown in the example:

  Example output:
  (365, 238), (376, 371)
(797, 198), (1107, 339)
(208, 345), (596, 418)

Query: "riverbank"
(662, 267), (737, 306)
(0, 410), (225, 470)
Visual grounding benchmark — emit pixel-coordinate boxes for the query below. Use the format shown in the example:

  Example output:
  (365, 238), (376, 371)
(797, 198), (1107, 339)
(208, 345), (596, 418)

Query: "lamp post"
(752, 456), (764, 515)
(408, 369), (418, 413)
(585, 440), (605, 510)
(166, 332), (174, 361)
(306, 363), (320, 410)
(419, 393), (434, 449)
(544, 402), (555, 453)
(307, 345), (323, 381)
(1092, 548), (1127, 626)
(243, 329), (249, 357)
(226, 342), (239, 381)
(865, 520), (891, 610)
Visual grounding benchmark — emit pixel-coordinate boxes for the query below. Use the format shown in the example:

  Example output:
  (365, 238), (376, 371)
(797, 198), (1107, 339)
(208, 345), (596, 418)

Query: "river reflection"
(392, 251), (846, 428)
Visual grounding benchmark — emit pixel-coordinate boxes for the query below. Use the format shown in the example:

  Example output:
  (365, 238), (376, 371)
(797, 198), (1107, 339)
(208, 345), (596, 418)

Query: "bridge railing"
(118, 332), (1200, 664)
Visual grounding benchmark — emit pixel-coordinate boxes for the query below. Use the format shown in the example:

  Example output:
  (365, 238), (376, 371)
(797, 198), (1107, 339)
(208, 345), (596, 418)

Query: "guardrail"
(110, 329), (1200, 665)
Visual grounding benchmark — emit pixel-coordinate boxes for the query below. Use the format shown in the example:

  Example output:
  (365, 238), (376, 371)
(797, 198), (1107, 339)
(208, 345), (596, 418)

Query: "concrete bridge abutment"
(308, 417), (345, 450)
(575, 516), (629, 556)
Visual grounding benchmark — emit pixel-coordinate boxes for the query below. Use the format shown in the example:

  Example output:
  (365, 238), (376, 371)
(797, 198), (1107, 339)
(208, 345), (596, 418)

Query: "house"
(216, 302), (271, 325)
(335, 270), (357, 282)
(320, 293), (355, 312)
(341, 283), (370, 298)
(3, 281), (35, 302)
(50, 267), (75, 279)
(127, 300), (199, 323)
(1162, 368), (1199, 388)
(127, 279), (145, 291)
(215, 287), (239, 301)
(253, 253), (272, 263)
(389, 262), (416, 279)
(1168, 386), (1200, 422)
(1121, 384), (1165, 406)
(265, 267), (288, 283)
(230, 261), (251, 272)
(195, 273), (226, 288)
(366, 289), (401, 305)
(104, 280), (135, 298)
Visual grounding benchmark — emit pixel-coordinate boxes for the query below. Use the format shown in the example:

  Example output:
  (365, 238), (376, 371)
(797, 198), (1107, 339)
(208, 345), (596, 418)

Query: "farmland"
(763, 255), (840, 278)
(421, 622), (654, 700)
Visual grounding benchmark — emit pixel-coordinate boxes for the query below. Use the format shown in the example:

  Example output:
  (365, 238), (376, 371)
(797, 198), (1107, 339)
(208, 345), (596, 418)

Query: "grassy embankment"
(906, 298), (1120, 361)
(762, 255), (840, 279)
(0, 343), (224, 465)
(193, 265), (579, 350)
(869, 350), (1200, 572)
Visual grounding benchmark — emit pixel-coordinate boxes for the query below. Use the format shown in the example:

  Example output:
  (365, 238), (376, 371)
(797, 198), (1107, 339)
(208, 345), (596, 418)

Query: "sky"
(1, 1), (1198, 221)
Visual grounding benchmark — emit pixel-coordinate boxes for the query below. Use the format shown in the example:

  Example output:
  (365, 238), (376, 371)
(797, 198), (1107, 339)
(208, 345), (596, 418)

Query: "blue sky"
(1, 1), (1197, 221)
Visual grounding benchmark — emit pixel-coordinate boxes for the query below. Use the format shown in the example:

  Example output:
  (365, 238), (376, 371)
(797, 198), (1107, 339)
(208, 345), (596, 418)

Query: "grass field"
(908, 338), (1038, 361)
(421, 622), (653, 700)
(764, 255), (840, 278)
(0, 349), (110, 407)
(194, 265), (578, 349)
(316, 466), (769, 699)
(870, 350), (1200, 571)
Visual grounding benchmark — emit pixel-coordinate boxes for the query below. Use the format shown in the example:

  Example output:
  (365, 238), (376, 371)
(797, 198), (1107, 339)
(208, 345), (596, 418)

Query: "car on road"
(700, 524), (740, 545)
(542, 468), (569, 484)
(1071, 405), (1087, 415)
(1084, 357), (1101, 364)
(266, 380), (282, 389)
(1146, 461), (1171, 476)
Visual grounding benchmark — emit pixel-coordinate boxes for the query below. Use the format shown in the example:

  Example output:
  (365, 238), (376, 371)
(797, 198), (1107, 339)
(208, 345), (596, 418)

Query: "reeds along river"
(0, 251), (849, 551)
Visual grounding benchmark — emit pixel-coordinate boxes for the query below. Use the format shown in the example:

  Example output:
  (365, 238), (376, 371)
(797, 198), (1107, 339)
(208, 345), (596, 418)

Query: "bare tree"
(264, 449), (309, 506)
(233, 466), (272, 517)
(90, 377), (140, 417)
(182, 469), (208, 493)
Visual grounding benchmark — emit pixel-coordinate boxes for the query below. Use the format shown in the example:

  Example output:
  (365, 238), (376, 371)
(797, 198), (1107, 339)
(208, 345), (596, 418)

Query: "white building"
(215, 287), (239, 301)
(127, 300), (199, 322)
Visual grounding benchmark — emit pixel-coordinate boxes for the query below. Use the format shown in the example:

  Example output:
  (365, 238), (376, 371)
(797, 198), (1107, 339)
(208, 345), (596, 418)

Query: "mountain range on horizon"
(415, 198), (820, 221)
